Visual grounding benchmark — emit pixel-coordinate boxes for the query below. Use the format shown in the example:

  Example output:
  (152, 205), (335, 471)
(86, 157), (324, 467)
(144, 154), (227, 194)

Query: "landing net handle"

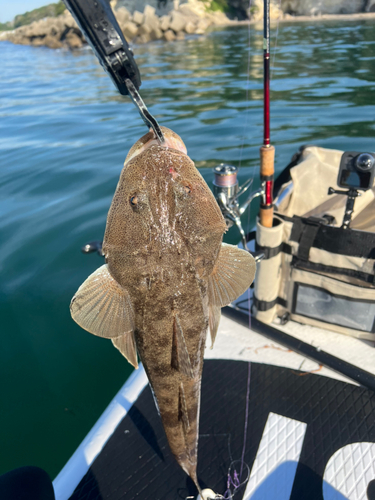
(259, 0), (275, 228)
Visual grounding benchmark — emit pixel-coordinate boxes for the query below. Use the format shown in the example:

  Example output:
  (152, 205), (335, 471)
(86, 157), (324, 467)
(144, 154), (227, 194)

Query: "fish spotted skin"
(70, 127), (256, 491)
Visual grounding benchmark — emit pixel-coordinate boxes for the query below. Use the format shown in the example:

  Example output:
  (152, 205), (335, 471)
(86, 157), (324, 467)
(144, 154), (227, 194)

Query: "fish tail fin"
(191, 471), (203, 498)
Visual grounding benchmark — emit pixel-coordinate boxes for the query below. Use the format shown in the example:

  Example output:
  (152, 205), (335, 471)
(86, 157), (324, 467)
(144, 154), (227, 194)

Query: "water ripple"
(1, 19), (375, 477)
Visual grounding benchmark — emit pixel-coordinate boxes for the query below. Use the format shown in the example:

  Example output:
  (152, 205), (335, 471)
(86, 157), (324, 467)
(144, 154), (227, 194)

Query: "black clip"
(63, 0), (141, 94)
(63, 0), (165, 143)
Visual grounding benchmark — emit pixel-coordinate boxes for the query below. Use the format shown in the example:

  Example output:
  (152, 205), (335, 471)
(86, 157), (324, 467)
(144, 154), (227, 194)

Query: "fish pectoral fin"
(209, 305), (221, 349)
(112, 333), (138, 369)
(208, 243), (256, 308)
(171, 315), (194, 378)
(70, 264), (135, 339)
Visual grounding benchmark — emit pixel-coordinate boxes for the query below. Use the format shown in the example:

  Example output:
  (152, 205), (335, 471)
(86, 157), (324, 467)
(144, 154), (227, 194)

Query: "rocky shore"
(0, 3), (229, 50)
(1, 0), (375, 50)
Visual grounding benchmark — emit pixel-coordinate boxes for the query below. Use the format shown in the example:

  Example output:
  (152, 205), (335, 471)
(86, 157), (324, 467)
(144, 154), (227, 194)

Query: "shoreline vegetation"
(1, 0), (375, 50)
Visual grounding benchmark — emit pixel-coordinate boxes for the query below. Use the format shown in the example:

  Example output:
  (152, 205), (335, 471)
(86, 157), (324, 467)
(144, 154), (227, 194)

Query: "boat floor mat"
(68, 360), (375, 500)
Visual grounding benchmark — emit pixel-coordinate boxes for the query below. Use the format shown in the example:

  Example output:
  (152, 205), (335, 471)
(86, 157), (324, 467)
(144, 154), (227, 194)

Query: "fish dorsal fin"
(179, 382), (190, 434)
(70, 264), (135, 339)
(208, 305), (221, 349)
(112, 334), (138, 369)
(207, 244), (256, 346)
(171, 315), (194, 378)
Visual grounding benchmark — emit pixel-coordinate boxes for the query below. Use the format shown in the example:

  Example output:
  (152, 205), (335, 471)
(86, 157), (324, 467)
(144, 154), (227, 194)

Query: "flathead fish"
(70, 127), (256, 491)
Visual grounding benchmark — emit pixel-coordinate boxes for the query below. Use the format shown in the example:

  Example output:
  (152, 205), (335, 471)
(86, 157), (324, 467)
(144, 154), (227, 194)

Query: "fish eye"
(130, 195), (138, 206)
(184, 185), (192, 194)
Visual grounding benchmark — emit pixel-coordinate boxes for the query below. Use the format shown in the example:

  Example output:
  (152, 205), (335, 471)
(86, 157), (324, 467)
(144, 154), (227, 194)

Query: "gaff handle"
(63, 0), (141, 95)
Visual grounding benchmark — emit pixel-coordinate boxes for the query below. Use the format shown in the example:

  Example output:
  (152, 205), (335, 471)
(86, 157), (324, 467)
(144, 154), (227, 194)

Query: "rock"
(136, 33), (151, 43)
(31, 37), (45, 47)
(249, 0), (282, 20)
(49, 20), (64, 37)
(184, 21), (197, 33)
(150, 27), (163, 40)
(122, 21), (138, 40)
(138, 23), (152, 35)
(44, 34), (63, 49)
(179, 0), (208, 17)
(209, 11), (229, 24)
(115, 6), (131, 25)
(366, 0), (375, 11)
(1, 9), (87, 49)
(64, 30), (83, 49)
(20, 37), (32, 45)
(163, 29), (176, 41)
(281, 0), (364, 15)
(132, 10), (144, 25)
(169, 10), (186, 32)
(143, 5), (156, 18)
(196, 18), (212, 31)
(61, 9), (77, 29)
(1, 0), (229, 49)
(159, 15), (171, 31)
(143, 5), (160, 31)
(27, 19), (47, 37)
(178, 4), (201, 20)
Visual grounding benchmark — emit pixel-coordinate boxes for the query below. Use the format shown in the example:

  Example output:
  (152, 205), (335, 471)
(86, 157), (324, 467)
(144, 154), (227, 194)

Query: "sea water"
(1, 20), (375, 478)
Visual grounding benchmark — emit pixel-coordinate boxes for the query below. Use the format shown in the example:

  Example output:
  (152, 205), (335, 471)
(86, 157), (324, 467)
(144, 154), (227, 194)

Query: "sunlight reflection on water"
(1, 19), (375, 477)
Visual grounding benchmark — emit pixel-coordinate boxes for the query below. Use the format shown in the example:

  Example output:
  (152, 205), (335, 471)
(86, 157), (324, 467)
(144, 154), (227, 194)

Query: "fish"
(70, 126), (256, 492)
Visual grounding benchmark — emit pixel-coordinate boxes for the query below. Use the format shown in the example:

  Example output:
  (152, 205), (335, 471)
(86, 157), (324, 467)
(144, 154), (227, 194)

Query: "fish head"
(103, 127), (226, 278)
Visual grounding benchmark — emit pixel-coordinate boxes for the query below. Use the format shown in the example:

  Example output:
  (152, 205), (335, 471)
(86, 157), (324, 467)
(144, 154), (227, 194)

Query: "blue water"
(1, 20), (375, 479)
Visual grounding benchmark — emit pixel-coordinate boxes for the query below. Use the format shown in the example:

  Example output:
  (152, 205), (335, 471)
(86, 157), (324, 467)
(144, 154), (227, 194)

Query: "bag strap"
(255, 241), (292, 259)
(280, 214), (375, 259)
(292, 257), (375, 285)
(297, 219), (321, 261)
(253, 295), (288, 311)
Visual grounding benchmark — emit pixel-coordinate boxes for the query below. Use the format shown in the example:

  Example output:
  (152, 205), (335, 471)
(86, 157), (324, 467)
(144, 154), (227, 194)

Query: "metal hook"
(125, 79), (165, 144)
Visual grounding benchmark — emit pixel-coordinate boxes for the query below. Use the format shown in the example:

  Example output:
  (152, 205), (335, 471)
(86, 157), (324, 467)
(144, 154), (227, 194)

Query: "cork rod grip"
(260, 206), (274, 227)
(260, 145), (275, 177)
(260, 144), (275, 228)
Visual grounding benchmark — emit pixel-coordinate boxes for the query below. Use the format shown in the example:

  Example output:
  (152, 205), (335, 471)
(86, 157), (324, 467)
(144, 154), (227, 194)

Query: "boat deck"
(53, 309), (375, 500)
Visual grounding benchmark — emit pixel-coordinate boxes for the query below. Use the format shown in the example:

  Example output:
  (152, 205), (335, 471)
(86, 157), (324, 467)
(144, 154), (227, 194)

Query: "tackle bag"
(253, 146), (375, 340)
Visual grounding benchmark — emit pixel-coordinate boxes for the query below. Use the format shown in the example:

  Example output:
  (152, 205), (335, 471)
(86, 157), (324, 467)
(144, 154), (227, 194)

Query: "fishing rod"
(259, 0), (275, 228)
(210, 2), (277, 248)
(213, 0), (276, 238)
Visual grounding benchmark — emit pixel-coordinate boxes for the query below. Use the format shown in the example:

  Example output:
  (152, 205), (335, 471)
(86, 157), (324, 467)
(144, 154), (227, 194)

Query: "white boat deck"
(53, 306), (375, 500)
(208, 304), (375, 385)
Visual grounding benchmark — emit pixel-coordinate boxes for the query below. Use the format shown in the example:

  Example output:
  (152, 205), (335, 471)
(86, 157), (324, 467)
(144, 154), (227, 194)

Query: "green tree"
(13, 1), (66, 28)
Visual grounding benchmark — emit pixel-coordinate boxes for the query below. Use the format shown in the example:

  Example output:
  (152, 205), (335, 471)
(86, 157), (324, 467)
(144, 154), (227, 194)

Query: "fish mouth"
(125, 126), (187, 164)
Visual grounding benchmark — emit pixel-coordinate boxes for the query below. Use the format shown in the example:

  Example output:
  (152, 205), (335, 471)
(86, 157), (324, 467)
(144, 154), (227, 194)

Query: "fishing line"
(189, 365), (253, 500)
(237, 0), (257, 249)
(244, 0), (254, 339)
(240, 361), (251, 478)
(219, 362), (252, 500)
(238, 0), (253, 172)
(196, 4), (267, 499)
(270, 0), (282, 79)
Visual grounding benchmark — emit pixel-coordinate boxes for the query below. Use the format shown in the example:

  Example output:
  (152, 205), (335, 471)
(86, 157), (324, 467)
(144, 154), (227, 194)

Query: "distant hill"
(0, 22), (12, 31)
(13, 1), (66, 29)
